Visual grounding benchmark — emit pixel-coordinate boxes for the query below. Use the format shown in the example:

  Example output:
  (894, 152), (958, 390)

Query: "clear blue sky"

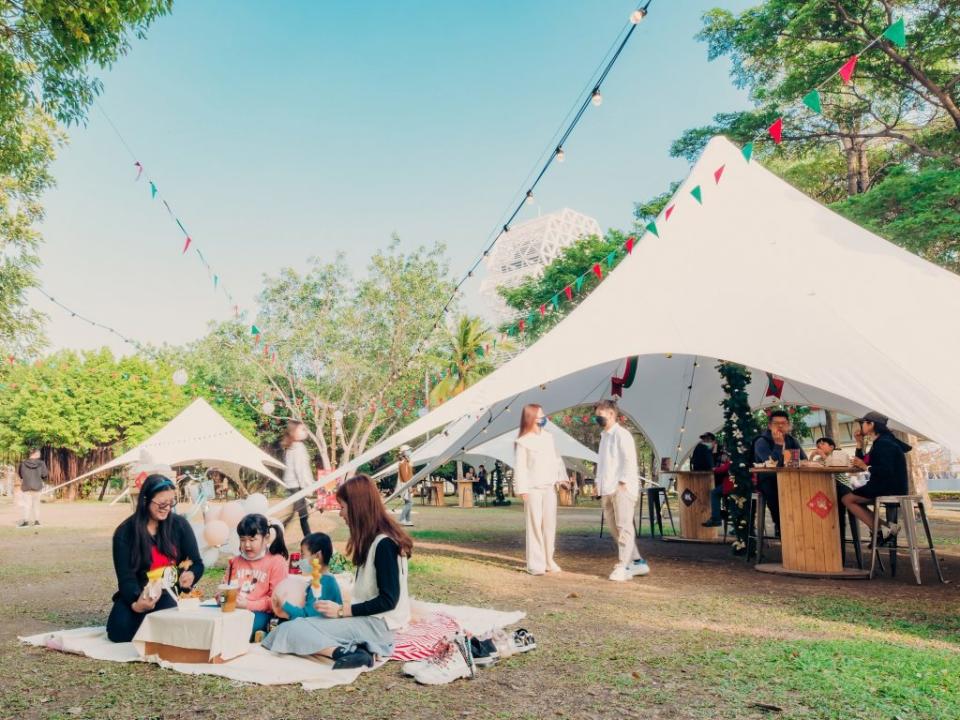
(36, 0), (752, 355)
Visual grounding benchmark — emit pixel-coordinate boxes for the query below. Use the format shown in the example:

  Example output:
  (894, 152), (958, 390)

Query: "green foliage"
(498, 230), (631, 343)
(716, 362), (762, 551)
(429, 315), (496, 404)
(832, 164), (960, 272)
(633, 181), (680, 225)
(0, 348), (183, 455)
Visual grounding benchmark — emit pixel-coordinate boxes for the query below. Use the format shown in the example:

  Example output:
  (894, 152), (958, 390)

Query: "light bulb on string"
(630, 9), (647, 24)
(591, 89), (603, 107)
(555, 147), (565, 163)
(525, 190), (534, 205)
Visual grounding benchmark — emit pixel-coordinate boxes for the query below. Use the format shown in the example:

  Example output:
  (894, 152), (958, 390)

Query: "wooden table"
(661, 471), (725, 543)
(457, 481), (474, 508)
(558, 484), (574, 507)
(429, 481), (445, 507)
(133, 605), (254, 663)
(753, 465), (869, 579)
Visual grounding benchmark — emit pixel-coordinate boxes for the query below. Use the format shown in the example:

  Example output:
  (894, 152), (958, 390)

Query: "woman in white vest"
(514, 403), (567, 575)
(262, 475), (412, 669)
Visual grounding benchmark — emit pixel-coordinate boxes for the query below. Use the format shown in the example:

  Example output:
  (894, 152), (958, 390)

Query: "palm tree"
(429, 315), (496, 405)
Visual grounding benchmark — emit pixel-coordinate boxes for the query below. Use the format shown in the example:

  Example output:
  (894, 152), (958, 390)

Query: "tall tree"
(429, 315), (496, 405)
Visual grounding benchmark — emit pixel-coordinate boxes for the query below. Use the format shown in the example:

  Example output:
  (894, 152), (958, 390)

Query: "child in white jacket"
(514, 404), (567, 575)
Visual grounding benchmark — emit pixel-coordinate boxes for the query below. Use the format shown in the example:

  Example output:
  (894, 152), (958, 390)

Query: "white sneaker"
(608, 565), (631, 582)
(412, 641), (473, 685)
(402, 639), (449, 676)
(628, 558), (650, 577)
(547, 562), (562, 573)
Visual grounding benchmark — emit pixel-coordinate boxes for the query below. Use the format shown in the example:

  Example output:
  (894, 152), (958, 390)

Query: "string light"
(525, 190), (535, 204)
(591, 89), (603, 106)
(555, 147), (565, 163)
(630, 9), (647, 23)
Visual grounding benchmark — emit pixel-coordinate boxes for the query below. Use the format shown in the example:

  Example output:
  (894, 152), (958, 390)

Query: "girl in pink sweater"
(226, 514), (289, 637)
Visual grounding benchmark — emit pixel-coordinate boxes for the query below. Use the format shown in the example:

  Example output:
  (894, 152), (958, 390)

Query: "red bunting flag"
(838, 54), (859, 84)
(134, 161), (143, 181)
(539, 304), (546, 317)
(625, 236), (635, 254)
(768, 117), (783, 144)
(519, 318), (526, 333)
(182, 236), (192, 254)
(564, 285), (573, 302)
(714, 165), (725, 184)
(665, 204), (675, 221)
(592, 263), (603, 280)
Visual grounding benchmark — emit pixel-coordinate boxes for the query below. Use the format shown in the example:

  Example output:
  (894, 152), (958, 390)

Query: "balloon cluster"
(188, 492), (272, 568)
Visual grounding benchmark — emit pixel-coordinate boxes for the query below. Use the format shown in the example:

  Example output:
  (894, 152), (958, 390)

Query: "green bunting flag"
(802, 89), (822, 114)
(551, 295), (560, 311)
(882, 18), (906, 48)
(213, 275), (219, 289)
(250, 325), (260, 336)
(476, 346), (485, 358)
(690, 185), (703, 204)
(742, 142), (754, 163)
(575, 275), (585, 293)
(149, 181), (158, 198)
(606, 251), (616, 269)
(645, 221), (659, 238)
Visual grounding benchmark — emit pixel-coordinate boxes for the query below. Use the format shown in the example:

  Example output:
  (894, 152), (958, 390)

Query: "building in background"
(479, 208), (601, 322)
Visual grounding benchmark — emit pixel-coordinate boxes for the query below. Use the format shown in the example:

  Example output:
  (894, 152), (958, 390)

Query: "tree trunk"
(824, 410), (841, 444)
(841, 136), (859, 197)
(856, 141), (870, 194)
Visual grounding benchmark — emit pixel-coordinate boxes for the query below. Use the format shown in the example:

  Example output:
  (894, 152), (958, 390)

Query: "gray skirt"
(261, 616), (395, 658)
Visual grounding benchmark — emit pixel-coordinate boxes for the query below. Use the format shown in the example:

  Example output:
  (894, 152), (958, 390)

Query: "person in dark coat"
(16, 449), (48, 528)
(753, 410), (806, 534)
(106, 475), (204, 642)
(690, 433), (716, 472)
(840, 411), (910, 545)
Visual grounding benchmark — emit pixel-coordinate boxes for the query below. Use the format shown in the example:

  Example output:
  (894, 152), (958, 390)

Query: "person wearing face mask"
(690, 433), (717, 472)
(280, 420), (314, 537)
(513, 403), (567, 576)
(225, 513), (290, 638)
(106, 475), (204, 642)
(594, 400), (649, 582)
(273, 532), (343, 619)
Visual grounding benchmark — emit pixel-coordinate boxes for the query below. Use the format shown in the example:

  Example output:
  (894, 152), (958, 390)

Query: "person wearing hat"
(397, 445), (415, 527)
(690, 433), (717, 472)
(840, 411), (910, 544)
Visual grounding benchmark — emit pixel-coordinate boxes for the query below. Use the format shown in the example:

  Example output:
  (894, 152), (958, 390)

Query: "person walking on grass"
(280, 420), (313, 537)
(16, 449), (48, 528)
(397, 445), (415, 527)
(514, 403), (567, 576)
(594, 400), (649, 582)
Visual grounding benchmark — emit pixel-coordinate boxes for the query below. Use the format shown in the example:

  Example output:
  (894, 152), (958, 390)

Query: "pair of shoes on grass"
(609, 558), (650, 582)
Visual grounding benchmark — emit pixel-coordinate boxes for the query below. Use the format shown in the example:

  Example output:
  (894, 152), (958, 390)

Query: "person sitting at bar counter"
(690, 433), (716, 472)
(838, 411), (909, 545)
(753, 410), (806, 536)
(809, 437), (837, 462)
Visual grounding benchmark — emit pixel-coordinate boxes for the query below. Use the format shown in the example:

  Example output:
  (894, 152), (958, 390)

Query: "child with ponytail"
(226, 513), (289, 637)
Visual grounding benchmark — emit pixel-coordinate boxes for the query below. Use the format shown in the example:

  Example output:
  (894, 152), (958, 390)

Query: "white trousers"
(602, 486), (640, 569)
(22, 490), (41, 523)
(524, 487), (557, 573)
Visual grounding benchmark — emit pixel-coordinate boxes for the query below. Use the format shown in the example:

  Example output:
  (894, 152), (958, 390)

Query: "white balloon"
(223, 531), (240, 558)
(204, 504), (222, 524)
(190, 522), (207, 551)
(172, 368), (189, 386)
(201, 546), (220, 568)
(261, 401), (275, 415)
(221, 500), (247, 529)
(244, 493), (269, 516)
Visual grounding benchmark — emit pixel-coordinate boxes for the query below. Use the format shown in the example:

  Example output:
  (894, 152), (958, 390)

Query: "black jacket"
(111, 513), (204, 606)
(17, 458), (49, 492)
(690, 443), (715, 472)
(860, 431), (911, 495)
(753, 430), (806, 466)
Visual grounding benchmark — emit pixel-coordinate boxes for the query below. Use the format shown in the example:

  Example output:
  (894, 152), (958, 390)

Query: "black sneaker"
(33, 521), (40, 526)
(701, 519), (722, 527)
(16, 520), (29, 528)
(469, 637), (500, 667)
(331, 646), (374, 670)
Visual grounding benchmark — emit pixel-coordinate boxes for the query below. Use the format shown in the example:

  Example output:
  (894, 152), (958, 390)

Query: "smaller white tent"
(67, 398), (286, 487)
(372, 419), (597, 481)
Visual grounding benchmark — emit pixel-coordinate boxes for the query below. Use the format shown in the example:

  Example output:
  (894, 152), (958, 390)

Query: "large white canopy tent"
(270, 135), (960, 515)
(65, 398), (286, 488)
(370, 418), (598, 482)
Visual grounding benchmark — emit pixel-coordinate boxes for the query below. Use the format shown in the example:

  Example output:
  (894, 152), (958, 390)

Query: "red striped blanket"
(390, 613), (462, 662)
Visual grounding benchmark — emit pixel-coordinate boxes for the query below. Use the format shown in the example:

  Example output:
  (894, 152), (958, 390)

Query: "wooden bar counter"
(662, 471), (725, 543)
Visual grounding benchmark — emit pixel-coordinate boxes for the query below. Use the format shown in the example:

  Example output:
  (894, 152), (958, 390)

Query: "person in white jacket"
(514, 404), (567, 576)
(280, 420), (314, 537)
(594, 399), (650, 582)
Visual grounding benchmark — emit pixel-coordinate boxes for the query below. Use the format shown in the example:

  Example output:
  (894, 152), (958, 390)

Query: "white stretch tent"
(271, 135), (960, 514)
(371, 419), (598, 481)
(68, 398), (286, 487)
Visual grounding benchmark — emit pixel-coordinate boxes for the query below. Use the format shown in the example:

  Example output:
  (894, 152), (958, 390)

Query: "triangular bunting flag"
(882, 18), (906, 48)
(690, 185), (703, 204)
(742, 142), (754, 162)
(149, 181), (157, 198)
(838, 54), (859, 84)
(134, 161), (143, 181)
(182, 236), (192, 254)
(519, 318), (526, 333)
(508, 325), (517, 336)
(564, 285), (573, 302)
(625, 236), (635, 254)
(765, 372), (785, 399)
(539, 304), (546, 317)
(592, 263), (603, 281)
(606, 251), (616, 269)
(802, 89), (822, 114)
(646, 221), (659, 238)
(551, 295), (560, 311)
(213, 275), (219, 289)
(250, 325), (260, 336)
(665, 204), (675, 221)
(714, 165), (725, 184)
(575, 275), (585, 293)
(476, 346), (485, 357)
(768, 117), (783, 144)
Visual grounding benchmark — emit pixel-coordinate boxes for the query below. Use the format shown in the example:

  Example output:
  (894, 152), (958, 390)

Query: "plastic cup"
(219, 583), (239, 613)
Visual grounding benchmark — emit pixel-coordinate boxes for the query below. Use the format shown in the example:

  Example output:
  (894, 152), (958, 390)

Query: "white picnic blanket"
(19, 601), (525, 690)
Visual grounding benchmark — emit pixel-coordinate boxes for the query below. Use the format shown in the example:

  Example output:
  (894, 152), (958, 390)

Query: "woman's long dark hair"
(129, 474), (180, 573)
(236, 513), (289, 559)
(280, 420), (304, 450)
(336, 474), (412, 566)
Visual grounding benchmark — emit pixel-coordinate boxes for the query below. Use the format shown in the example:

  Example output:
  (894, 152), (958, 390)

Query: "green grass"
(645, 638), (960, 719)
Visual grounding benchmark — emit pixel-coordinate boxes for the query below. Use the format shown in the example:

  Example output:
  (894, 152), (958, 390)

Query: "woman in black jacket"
(106, 475), (204, 642)
(840, 411), (911, 545)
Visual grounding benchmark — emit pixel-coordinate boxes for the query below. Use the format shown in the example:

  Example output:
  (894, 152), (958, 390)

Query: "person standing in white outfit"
(514, 404), (567, 576)
(594, 400), (650, 582)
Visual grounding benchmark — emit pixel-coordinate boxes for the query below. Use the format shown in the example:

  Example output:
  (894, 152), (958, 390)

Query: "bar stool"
(636, 484), (675, 539)
(839, 506), (865, 569)
(745, 492), (777, 563)
(869, 495), (946, 584)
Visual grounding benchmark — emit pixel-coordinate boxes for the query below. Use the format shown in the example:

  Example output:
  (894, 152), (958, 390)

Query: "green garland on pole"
(716, 361), (762, 553)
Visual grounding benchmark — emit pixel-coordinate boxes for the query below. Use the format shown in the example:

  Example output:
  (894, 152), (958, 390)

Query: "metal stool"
(839, 506), (864, 569)
(636, 485), (675, 539)
(869, 495), (945, 584)
(745, 492), (777, 563)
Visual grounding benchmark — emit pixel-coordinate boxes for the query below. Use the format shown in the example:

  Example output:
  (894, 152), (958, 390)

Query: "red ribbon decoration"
(611, 355), (639, 397)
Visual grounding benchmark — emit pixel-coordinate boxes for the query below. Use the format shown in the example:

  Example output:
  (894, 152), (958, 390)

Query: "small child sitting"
(226, 514), (289, 637)
(273, 532), (342, 619)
